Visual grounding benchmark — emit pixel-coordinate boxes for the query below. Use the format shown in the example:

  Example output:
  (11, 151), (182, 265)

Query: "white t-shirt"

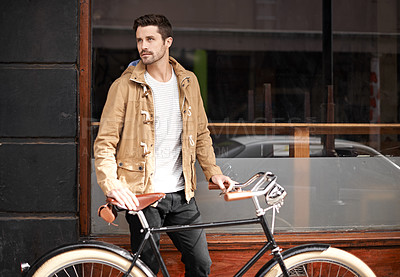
(144, 69), (185, 193)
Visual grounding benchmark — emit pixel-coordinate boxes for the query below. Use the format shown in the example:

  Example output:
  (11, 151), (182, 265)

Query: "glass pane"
(198, 156), (400, 232)
(91, 0), (400, 234)
(92, 156), (400, 233)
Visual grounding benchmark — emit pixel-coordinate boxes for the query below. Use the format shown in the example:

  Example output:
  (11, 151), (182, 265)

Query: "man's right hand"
(106, 187), (139, 211)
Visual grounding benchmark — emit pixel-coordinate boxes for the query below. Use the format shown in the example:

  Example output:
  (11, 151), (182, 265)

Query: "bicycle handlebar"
(208, 172), (265, 190)
(208, 172), (284, 202)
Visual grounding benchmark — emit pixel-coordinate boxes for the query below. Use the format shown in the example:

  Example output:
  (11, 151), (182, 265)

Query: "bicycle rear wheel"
(32, 248), (152, 277)
(260, 247), (375, 277)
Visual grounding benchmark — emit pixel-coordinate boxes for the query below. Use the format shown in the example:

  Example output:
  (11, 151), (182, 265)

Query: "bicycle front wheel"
(32, 248), (152, 277)
(261, 247), (376, 277)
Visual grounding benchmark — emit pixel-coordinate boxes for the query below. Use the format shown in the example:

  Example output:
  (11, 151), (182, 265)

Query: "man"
(94, 14), (235, 276)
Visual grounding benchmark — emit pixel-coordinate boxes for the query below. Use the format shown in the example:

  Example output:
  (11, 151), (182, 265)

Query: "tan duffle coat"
(94, 57), (222, 201)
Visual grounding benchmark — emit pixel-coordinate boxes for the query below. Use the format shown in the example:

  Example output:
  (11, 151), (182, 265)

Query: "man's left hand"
(211, 174), (237, 193)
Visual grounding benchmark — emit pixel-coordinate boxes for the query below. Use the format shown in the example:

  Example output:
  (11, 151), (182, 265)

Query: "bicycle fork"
(259, 212), (290, 277)
(247, 184), (290, 277)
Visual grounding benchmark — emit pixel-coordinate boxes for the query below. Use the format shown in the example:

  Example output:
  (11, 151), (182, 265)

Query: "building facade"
(1, 0), (399, 275)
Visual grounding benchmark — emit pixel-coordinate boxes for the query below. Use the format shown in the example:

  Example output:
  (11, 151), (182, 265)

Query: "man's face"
(136, 25), (172, 65)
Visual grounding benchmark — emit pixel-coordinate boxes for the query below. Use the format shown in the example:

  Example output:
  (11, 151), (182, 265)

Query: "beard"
(140, 48), (167, 65)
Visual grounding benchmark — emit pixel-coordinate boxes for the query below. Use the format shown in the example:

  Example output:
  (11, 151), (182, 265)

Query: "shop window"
(90, 0), (400, 234)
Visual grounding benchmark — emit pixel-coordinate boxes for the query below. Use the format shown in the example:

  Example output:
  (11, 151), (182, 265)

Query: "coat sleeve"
(93, 78), (127, 195)
(193, 75), (223, 181)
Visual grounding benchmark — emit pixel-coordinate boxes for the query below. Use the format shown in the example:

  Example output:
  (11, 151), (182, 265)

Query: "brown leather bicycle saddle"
(98, 193), (166, 225)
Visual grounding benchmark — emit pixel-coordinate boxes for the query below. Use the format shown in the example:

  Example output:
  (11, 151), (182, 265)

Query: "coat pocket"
(117, 160), (145, 187)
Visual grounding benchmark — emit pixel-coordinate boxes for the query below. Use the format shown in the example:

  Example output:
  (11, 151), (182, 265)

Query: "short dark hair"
(133, 14), (173, 41)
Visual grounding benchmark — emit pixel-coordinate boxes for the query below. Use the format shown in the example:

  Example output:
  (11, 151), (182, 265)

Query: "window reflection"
(213, 135), (392, 158)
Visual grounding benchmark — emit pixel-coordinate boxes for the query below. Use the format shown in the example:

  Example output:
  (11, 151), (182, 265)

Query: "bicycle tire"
(31, 248), (152, 277)
(259, 247), (376, 277)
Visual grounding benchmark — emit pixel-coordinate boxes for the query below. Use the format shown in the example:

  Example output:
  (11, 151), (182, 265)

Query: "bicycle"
(22, 171), (376, 277)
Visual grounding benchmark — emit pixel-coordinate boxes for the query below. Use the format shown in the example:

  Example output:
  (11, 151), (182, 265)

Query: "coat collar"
(128, 57), (189, 85)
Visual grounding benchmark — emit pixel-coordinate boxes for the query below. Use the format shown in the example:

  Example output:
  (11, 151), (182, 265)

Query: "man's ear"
(165, 37), (173, 48)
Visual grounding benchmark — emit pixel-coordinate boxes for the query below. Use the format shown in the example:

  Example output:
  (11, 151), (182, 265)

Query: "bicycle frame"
(128, 207), (290, 277)
(22, 170), (375, 277)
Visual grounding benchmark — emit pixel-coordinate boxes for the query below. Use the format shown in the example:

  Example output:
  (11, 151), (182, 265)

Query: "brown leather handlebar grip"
(224, 191), (254, 201)
(208, 182), (230, 190)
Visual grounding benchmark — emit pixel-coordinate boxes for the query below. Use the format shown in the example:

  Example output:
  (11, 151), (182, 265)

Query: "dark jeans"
(125, 190), (212, 276)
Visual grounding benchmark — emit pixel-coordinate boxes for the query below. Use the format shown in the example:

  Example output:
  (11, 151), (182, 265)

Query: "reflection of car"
(214, 135), (385, 158)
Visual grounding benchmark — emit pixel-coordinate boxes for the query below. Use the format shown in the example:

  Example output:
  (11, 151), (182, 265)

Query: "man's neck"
(146, 57), (172, 82)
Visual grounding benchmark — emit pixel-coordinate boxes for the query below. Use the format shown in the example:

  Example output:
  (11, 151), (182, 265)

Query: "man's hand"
(106, 187), (139, 210)
(211, 174), (237, 193)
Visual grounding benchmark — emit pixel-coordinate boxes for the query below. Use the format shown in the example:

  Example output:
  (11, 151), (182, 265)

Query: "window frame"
(79, 1), (400, 274)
